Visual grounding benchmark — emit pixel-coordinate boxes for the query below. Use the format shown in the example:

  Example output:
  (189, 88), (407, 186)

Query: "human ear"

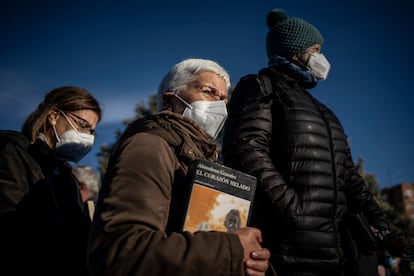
(48, 110), (59, 126)
(162, 92), (175, 111)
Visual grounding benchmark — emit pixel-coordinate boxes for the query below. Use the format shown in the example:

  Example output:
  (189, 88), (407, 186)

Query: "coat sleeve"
(87, 132), (245, 276)
(343, 146), (389, 231)
(222, 75), (300, 216)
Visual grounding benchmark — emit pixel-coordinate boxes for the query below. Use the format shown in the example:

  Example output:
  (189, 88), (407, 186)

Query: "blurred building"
(381, 182), (414, 220)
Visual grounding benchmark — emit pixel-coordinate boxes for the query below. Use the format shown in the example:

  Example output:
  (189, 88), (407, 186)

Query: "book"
(181, 159), (257, 233)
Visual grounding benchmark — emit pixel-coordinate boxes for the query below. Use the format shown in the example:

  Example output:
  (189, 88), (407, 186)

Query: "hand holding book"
(181, 160), (276, 275)
(234, 227), (274, 276)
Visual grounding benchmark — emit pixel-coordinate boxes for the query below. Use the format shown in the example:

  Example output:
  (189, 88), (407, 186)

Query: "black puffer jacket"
(222, 67), (389, 268)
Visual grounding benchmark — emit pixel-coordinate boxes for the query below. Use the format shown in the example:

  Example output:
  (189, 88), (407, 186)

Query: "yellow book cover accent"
(182, 159), (257, 233)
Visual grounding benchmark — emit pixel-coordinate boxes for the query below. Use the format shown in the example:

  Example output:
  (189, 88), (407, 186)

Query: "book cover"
(182, 159), (257, 233)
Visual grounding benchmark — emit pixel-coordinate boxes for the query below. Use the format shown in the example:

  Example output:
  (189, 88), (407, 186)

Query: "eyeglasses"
(59, 110), (96, 137)
(187, 82), (228, 102)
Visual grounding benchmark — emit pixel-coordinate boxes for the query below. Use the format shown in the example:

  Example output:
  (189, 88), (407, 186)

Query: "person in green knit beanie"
(221, 8), (404, 276)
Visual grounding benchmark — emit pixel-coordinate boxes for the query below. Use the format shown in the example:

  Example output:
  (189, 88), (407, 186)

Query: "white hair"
(157, 58), (231, 111)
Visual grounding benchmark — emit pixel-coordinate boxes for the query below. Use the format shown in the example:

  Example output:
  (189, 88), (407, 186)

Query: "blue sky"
(1, 0), (413, 189)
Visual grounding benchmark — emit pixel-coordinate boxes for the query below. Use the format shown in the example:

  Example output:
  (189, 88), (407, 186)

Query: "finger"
(245, 267), (265, 276)
(249, 227), (263, 243)
(245, 259), (269, 273)
(251, 249), (271, 260)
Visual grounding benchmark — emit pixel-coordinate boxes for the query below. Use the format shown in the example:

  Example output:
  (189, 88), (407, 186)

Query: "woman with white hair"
(87, 58), (272, 276)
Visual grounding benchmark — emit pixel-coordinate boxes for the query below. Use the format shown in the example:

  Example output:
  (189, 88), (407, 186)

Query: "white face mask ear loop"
(291, 51), (309, 70)
(173, 93), (193, 110)
(59, 110), (78, 131)
(52, 123), (61, 143)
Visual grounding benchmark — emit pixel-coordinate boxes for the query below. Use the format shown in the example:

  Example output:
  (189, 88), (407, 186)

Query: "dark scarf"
(268, 55), (318, 89)
(123, 111), (220, 163)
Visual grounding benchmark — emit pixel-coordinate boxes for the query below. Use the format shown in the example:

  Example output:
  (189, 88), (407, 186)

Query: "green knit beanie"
(266, 8), (324, 60)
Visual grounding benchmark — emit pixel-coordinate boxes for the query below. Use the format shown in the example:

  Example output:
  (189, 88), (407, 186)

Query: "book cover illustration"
(182, 159), (257, 233)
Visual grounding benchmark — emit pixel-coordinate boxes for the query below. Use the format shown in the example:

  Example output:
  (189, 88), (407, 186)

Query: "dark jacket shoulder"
(0, 130), (30, 149)
(0, 130), (43, 214)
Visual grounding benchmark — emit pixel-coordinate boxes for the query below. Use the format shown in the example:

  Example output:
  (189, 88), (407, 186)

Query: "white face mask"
(54, 111), (95, 162)
(174, 94), (228, 139)
(307, 53), (331, 80)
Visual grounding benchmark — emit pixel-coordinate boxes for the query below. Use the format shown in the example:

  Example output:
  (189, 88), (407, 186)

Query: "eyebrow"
(198, 84), (226, 98)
